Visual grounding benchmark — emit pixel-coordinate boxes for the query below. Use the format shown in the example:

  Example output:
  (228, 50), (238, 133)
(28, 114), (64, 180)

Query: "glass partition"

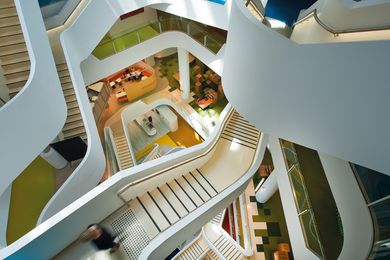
(280, 139), (325, 259)
(92, 17), (226, 59)
(352, 163), (390, 259)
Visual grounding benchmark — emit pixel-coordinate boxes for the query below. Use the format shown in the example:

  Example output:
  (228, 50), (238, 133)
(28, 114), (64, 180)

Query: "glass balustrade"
(280, 140), (325, 259)
(92, 17), (225, 59)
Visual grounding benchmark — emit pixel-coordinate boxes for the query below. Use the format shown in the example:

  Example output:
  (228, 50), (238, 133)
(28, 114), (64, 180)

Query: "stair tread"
(184, 173), (211, 202)
(149, 189), (179, 224)
(167, 181), (196, 212)
(158, 185), (188, 218)
(138, 193), (170, 231)
(176, 176), (204, 206)
(129, 198), (160, 239)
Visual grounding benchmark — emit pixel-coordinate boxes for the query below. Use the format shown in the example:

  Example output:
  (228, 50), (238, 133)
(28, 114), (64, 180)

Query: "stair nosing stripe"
(223, 128), (259, 142)
(147, 191), (172, 225)
(189, 171), (212, 198)
(196, 169), (218, 194)
(225, 124), (259, 137)
(174, 178), (198, 207)
(157, 187), (181, 219)
(166, 183), (190, 213)
(225, 245), (237, 258)
(136, 196), (161, 233)
(228, 117), (258, 131)
(220, 136), (257, 150)
(182, 175), (205, 203)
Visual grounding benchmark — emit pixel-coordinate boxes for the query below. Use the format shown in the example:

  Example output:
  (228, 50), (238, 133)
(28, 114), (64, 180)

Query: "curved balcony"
(222, 0), (390, 176)
(0, 0), (66, 247)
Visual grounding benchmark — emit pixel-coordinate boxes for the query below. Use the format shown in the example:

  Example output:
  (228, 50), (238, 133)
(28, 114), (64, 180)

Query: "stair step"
(0, 0), (15, 8)
(63, 120), (84, 131)
(166, 181), (196, 212)
(56, 63), (68, 71)
(61, 82), (73, 91)
(66, 113), (82, 124)
(57, 69), (69, 78)
(67, 107), (80, 116)
(176, 176), (204, 206)
(66, 100), (79, 109)
(191, 170), (218, 197)
(0, 16), (20, 28)
(149, 189), (180, 224)
(63, 126), (85, 139)
(63, 88), (74, 97)
(60, 75), (72, 84)
(158, 185), (188, 218)
(5, 70), (29, 84)
(2, 60), (30, 74)
(7, 80), (25, 95)
(138, 193), (170, 231)
(0, 42), (26, 56)
(0, 24), (21, 37)
(129, 199), (159, 239)
(0, 51), (29, 65)
(184, 173), (211, 202)
(0, 6), (17, 19)
(65, 94), (77, 103)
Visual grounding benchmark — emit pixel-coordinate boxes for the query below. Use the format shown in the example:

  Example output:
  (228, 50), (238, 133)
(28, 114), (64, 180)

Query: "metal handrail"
(293, 9), (390, 35)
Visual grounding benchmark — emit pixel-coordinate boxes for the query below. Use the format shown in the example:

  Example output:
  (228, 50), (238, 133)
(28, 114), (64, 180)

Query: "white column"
(177, 47), (190, 100)
(255, 172), (278, 203)
(232, 199), (240, 242)
(239, 194), (253, 256)
(40, 146), (68, 169)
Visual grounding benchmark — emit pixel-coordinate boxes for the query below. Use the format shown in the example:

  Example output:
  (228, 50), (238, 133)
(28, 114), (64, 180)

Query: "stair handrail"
(293, 8), (390, 35)
(116, 105), (233, 202)
(201, 227), (226, 260)
(172, 232), (203, 260)
(103, 126), (119, 174)
(141, 143), (160, 163)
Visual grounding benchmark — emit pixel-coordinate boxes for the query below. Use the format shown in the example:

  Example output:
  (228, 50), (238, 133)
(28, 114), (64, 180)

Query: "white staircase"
(56, 63), (87, 141)
(113, 133), (134, 170)
(0, 0), (30, 99)
(175, 237), (209, 260)
(212, 235), (243, 260)
(210, 211), (224, 226)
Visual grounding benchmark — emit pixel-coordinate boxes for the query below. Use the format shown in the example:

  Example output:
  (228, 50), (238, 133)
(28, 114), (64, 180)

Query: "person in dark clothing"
(82, 224), (119, 253)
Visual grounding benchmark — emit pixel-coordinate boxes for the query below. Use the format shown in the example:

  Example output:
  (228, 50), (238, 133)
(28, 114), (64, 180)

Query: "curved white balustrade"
(0, 0), (67, 246)
(298, 0), (390, 32)
(223, 0), (390, 175)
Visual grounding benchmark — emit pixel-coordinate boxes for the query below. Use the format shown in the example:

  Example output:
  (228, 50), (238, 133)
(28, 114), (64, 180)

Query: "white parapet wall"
(223, 0), (390, 176)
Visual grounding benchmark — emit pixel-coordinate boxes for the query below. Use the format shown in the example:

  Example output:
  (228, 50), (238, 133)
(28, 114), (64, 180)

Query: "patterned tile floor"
(244, 180), (293, 259)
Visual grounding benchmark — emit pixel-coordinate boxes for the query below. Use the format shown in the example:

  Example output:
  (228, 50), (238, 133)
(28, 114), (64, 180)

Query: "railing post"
(136, 31), (141, 43)
(158, 21), (162, 33)
(112, 41), (117, 54)
(187, 23), (190, 35)
(204, 33), (207, 47)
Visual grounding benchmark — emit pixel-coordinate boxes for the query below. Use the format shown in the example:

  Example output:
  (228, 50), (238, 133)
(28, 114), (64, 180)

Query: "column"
(177, 47), (190, 100)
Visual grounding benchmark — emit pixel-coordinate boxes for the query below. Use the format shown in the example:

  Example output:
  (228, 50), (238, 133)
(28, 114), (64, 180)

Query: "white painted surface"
(255, 170), (278, 203)
(0, 0), (67, 212)
(0, 185), (11, 248)
(40, 146), (68, 170)
(43, 0), (81, 30)
(223, 0), (390, 175)
(178, 47), (190, 100)
(319, 153), (373, 260)
(267, 136), (319, 260)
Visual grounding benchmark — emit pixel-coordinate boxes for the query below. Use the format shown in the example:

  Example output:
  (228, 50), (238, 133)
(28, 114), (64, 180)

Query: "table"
(135, 115), (157, 136)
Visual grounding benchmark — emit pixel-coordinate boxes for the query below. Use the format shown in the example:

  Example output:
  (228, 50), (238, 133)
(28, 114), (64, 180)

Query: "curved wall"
(0, 0), (67, 233)
(223, 0), (390, 175)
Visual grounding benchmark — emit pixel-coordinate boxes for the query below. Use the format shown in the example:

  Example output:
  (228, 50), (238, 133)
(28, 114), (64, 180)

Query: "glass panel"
(369, 198), (390, 259)
(138, 25), (159, 42)
(205, 36), (222, 53)
(290, 165), (310, 212)
(189, 23), (205, 45)
(352, 163), (390, 204)
(92, 41), (116, 59)
(113, 31), (139, 52)
(299, 210), (325, 259)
